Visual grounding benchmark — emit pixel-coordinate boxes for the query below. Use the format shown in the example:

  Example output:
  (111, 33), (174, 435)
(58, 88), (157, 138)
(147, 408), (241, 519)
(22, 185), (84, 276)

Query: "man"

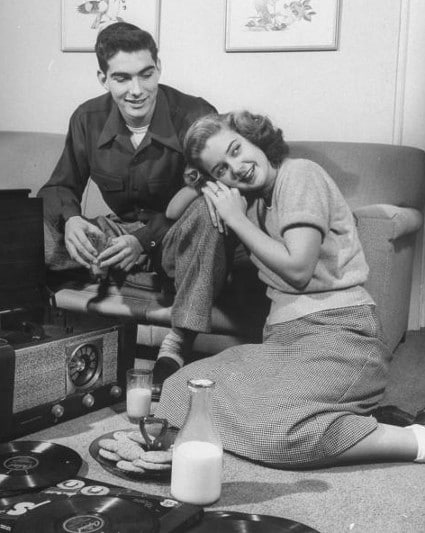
(38, 22), (226, 391)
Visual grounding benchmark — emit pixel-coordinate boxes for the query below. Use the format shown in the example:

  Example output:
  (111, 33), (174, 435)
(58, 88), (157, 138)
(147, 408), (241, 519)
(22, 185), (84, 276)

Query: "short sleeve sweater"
(246, 158), (375, 325)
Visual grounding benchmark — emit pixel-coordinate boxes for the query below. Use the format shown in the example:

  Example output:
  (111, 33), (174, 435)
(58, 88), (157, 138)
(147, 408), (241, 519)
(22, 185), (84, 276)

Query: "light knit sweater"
(247, 158), (375, 325)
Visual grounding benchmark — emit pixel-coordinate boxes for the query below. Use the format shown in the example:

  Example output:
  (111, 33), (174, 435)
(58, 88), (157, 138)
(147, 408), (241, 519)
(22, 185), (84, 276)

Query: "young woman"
(156, 111), (425, 467)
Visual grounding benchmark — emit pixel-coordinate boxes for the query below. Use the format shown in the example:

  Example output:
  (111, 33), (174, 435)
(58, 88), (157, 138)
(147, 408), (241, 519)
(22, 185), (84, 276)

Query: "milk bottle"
(171, 379), (223, 505)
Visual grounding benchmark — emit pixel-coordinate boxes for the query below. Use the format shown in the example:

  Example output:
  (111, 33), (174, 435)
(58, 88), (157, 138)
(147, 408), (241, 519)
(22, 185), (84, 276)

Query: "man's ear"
(97, 69), (108, 90)
(156, 57), (162, 76)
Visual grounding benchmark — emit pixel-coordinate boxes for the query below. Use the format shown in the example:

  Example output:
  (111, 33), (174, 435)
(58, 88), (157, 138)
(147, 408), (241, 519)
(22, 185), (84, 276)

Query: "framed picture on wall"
(61, 0), (161, 52)
(225, 0), (341, 52)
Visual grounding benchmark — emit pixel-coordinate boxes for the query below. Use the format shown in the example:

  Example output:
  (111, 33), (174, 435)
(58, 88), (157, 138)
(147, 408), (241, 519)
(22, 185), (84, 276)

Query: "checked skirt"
(156, 305), (392, 467)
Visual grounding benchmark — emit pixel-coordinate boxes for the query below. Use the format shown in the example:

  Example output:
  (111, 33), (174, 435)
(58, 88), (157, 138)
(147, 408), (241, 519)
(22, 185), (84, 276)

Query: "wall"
(1, 0), (419, 144)
(1, 0), (425, 326)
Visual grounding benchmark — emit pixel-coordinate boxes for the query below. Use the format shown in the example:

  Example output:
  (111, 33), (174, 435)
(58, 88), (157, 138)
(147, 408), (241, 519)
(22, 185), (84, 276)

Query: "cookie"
(127, 431), (147, 445)
(116, 460), (145, 473)
(116, 440), (143, 461)
(98, 448), (120, 462)
(98, 438), (119, 453)
(133, 458), (171, 471)
(140, 449), (172, 464)
(113, 431), (131, 441)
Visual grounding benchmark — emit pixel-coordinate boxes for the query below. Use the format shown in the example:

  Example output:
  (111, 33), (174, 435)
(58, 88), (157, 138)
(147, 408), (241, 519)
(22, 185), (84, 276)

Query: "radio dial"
(51, 404), (64, 418)
(110, 385), (122, 398)
(68, 343), (100, 389)
(82, 393), (95, 408)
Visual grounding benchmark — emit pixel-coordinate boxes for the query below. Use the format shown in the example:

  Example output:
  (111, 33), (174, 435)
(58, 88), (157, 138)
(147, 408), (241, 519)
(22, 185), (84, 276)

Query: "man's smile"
(126, 97), (148, 106)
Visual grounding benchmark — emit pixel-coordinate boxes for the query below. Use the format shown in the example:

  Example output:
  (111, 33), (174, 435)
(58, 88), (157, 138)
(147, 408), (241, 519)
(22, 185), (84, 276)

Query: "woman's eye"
(231, 145), (240, 156)
(216, 166), (226, 178)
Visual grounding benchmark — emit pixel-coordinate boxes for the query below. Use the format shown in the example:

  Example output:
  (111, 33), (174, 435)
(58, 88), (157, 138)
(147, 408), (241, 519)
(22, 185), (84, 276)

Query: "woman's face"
(200, 128), (277, 195)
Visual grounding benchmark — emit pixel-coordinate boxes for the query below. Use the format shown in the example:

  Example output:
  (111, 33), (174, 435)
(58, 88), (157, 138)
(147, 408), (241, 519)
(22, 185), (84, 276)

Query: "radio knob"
(51, 404), (64, 418)
(110, 385), (122, 398)
(82, 393), (95, 408)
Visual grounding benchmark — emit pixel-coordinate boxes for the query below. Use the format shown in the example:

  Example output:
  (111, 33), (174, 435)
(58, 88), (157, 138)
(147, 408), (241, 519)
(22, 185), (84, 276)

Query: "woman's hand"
(202, 181), (248, 228)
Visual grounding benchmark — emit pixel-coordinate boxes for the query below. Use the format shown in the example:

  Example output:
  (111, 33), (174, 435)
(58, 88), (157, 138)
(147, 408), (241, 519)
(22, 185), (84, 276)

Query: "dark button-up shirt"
(38, 84), (216, 250)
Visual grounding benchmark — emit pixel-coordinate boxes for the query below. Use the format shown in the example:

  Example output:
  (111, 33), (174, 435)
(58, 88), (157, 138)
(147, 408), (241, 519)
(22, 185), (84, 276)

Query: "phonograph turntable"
(0, 189), (136, 442)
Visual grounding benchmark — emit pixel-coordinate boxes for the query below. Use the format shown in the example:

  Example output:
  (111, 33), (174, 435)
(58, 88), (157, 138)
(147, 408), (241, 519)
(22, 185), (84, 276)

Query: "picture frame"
(61, 0), (161, 52)
(225, 0), (341, 52)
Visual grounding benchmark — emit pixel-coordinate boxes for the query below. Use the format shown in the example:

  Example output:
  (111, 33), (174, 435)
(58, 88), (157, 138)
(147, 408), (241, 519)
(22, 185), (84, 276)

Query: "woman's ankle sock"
(406, 424), (425, 462)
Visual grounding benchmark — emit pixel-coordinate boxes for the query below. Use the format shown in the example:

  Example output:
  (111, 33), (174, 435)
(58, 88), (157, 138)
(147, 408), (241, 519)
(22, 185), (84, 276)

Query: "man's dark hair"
(95, 22), (158, 73)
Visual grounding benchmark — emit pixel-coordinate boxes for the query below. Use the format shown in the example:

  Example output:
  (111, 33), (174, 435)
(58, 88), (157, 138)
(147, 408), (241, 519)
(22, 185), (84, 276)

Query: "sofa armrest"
(354, 204), (423, 240)
(354, 203), (423, 351)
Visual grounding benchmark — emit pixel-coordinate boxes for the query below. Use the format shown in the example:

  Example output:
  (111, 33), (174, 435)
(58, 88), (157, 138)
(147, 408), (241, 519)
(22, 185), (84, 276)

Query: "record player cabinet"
(0, 189), (137, 442)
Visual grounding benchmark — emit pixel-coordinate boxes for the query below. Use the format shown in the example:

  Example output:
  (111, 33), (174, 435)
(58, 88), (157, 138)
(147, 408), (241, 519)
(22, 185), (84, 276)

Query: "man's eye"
(114, 76), (126, 83)
(142, 70), (154, 79)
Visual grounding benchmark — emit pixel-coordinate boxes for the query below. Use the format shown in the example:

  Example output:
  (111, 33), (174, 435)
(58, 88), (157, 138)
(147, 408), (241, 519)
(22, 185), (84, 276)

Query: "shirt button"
(150, 241), (156, 248)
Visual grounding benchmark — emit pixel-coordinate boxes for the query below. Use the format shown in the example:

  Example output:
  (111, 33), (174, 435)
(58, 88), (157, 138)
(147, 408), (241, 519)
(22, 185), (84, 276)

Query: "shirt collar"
(97, 100), (128, 148)
(97, 87), (182, 153)
(148, 87), (182, 153)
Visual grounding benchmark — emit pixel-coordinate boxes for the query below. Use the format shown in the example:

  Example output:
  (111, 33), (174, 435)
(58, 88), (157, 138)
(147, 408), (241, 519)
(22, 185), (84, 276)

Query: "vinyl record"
(188, 511), (321, 532)
(0, 441), (82, 494)
(13, 495), (160, 533)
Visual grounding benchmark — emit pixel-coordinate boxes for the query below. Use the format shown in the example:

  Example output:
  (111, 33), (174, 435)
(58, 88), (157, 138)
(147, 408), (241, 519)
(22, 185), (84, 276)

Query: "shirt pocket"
(90, 169), (125, 191)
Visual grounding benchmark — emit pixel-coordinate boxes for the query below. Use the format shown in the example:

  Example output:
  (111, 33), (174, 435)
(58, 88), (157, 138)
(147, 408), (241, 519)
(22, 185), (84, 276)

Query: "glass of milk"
(126, 368), (153, 423)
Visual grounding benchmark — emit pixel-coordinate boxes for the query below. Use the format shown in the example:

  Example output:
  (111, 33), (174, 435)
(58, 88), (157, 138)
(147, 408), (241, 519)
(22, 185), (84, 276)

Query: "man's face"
(98, 49), (161, 127)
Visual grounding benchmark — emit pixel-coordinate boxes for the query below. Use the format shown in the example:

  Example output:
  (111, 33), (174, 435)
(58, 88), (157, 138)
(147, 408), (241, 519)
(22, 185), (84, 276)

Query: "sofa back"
(289, 141), (425, 211)
(2, 131), (425, 213)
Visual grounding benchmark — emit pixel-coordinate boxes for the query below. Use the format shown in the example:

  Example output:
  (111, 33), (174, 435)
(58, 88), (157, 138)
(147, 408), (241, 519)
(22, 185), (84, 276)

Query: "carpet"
(19, 331), (425, 533)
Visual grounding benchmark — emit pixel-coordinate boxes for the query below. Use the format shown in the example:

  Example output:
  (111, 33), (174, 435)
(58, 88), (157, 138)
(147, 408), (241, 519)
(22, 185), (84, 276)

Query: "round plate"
(0, 441), (82, 494)
(89, 429), (176, 483)
(189, 511), (321, 532)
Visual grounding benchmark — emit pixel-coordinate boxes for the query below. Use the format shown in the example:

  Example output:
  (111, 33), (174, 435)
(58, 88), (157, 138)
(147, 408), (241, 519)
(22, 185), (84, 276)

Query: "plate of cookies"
(89, 427), (176, 482)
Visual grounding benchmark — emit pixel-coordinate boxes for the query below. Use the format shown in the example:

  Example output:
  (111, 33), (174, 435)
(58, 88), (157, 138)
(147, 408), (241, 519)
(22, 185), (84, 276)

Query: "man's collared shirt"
(38, 84), (215, 250)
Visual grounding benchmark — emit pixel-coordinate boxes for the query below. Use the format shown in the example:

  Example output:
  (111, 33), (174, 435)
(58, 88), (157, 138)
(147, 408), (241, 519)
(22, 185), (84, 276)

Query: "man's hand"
(97, 235), (143, 272)
(64, 216), (105, 268)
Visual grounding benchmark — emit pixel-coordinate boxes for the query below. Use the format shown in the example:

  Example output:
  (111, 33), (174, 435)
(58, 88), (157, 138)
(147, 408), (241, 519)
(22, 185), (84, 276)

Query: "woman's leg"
(335, 423), (418, 463)
(294, 423), (419, 468)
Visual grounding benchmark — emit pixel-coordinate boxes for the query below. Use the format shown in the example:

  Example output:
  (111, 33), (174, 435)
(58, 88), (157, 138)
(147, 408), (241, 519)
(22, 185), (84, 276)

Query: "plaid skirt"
(156, 305), (392, 467)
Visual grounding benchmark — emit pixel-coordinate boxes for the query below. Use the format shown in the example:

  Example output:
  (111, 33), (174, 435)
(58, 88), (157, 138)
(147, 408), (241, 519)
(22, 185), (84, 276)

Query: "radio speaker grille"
(13, 328), (119, 413)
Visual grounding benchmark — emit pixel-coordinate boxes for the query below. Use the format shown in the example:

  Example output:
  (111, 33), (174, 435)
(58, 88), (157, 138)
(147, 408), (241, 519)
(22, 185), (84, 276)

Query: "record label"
(2, 455), (39, 475)
(13, 495), (160, 533)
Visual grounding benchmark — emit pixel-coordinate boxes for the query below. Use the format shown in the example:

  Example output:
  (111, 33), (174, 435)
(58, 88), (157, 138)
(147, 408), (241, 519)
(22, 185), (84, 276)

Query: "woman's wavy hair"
(183, 111), (289, 189)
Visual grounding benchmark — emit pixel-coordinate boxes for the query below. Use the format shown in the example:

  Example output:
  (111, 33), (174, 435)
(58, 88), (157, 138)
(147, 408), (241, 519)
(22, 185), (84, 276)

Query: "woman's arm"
(203, 183), (321, 290)
(166, 186), (200, 220)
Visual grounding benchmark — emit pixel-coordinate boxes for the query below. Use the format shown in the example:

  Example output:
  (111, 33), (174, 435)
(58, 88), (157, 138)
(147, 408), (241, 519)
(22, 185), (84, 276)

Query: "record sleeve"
(13, 495), (159, 533)
(0, 476), (203, 533)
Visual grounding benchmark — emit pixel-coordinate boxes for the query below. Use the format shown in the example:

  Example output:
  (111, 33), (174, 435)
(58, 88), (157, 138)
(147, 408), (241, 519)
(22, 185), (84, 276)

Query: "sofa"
(1, 130), (425, 354)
